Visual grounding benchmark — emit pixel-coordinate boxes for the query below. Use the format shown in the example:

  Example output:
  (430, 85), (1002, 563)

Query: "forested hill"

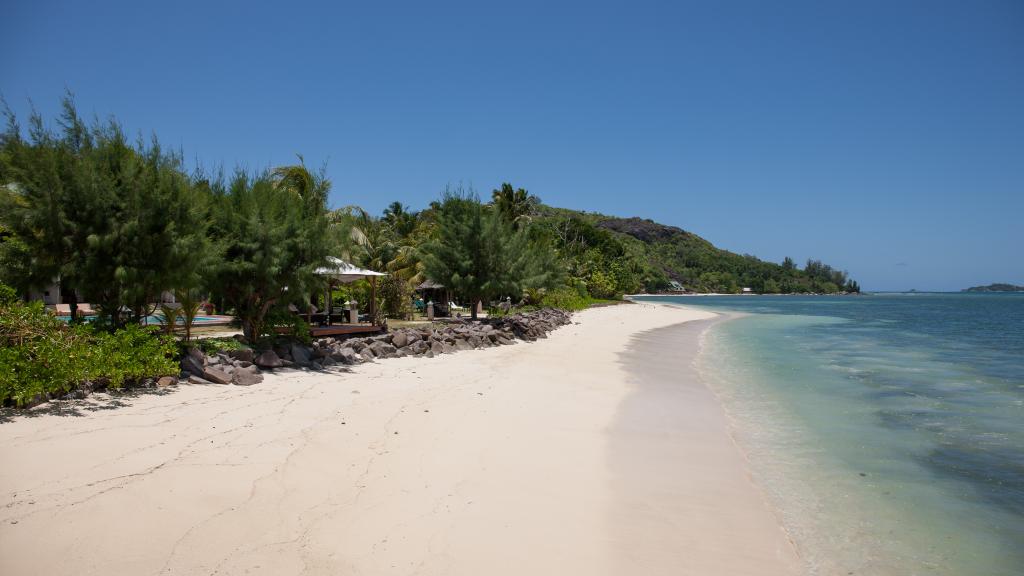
(534, 206), (860, 295)
(963, 283), (1024, 292)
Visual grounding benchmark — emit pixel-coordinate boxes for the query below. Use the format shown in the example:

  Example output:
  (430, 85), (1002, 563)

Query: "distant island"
(963, 283), (1024, 293)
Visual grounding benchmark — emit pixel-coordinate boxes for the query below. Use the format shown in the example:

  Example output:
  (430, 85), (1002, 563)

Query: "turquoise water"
(635, 293), (1024, 576)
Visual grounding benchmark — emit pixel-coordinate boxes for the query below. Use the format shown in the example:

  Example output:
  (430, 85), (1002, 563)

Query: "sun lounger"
(54, 304), (71, 315)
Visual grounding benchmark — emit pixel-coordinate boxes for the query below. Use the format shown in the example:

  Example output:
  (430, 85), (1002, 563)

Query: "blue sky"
(2, 0), (1022, 291)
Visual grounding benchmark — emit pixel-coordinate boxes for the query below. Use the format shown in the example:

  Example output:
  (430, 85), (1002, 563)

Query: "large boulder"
(228, 348), (255, 363)
(391, 331), (409, 349)
(232, 371), (264, 386)
(255, 350), (284, 369)
(203, 367), (232, 384)
(180, 348), (206, 375)
(290, 343), (312, 366)
(331, 347), (358, 365)
(369, 341), (398, 358)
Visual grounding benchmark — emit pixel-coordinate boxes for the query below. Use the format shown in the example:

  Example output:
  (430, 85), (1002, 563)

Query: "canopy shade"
(315, 257), (386, 283)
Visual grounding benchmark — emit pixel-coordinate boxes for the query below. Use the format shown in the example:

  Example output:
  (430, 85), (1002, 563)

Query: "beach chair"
(78, 303), (98, 316)
(54, 303), (71, 316)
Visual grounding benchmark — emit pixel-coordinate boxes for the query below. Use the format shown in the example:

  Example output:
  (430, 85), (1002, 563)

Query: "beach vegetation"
(421, 187), (561, 319)
(0, 289), (177, 406)
(204, 165), (332, 342)
(0, 94), (212, 326)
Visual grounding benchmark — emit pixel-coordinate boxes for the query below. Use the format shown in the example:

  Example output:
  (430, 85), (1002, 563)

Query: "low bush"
(488, 286), (617, 316)
(0, 290), (178, 407)
(540, 286), (615, 311)
(192, 336), (248, 356)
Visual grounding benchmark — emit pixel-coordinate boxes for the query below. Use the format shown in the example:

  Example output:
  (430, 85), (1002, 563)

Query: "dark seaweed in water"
(921, 443), (1024, 518)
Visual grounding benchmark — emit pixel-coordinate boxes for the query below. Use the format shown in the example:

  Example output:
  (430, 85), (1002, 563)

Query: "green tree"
(491, 183), (540, 229)
(422, 188), (558, 320)
(382, 201), (418, 239)
(0, 96), (211, 326)
(206, 165), (331, 342)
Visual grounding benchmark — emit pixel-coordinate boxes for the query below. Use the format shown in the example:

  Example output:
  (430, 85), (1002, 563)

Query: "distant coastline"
(962, 283), (1024, 293)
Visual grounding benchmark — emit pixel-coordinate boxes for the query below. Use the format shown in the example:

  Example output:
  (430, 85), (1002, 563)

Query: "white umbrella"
(314, 257), (387, 325)
(315, 256), (386, 283)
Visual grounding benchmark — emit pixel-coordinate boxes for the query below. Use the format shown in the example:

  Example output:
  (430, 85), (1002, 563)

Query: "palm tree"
(382, 201), (418, 239)
(491, 183), (540, 228)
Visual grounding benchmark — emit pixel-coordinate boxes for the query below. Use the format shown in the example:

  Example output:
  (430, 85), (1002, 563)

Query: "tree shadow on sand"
(0, 387), (180, 423)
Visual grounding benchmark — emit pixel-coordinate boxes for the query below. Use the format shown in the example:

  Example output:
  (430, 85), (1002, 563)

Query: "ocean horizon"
(635, 293), (1024, 575)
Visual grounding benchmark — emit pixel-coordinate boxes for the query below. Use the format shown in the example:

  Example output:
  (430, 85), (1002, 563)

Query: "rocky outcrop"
(310, 308), (572, 366)
(18, 310), (572, 409)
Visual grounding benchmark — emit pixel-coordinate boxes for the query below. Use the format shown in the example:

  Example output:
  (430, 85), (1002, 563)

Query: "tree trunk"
(471, 299), (479, 320)
(369, 276), (378, 325)
(67, 290), (79, 322)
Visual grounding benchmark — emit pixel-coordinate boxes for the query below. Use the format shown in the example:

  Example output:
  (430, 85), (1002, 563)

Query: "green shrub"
(0, 283), (17, 305)
(541, 287), (611, 311)
(192, 337), (248, 355)
(0, 298), (178, 407)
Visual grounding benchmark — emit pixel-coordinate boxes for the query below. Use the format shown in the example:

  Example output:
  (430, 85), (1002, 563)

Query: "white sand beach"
(0, 303), (800, 576)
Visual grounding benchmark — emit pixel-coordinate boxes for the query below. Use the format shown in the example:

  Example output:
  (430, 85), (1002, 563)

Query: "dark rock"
(391, 331), (409, 348)
(180, 349), (205, 375)
(369, 341), (397, 358)
(332, 348), (358, 365)
(228, 348), (254, 363)
(255, 350), (284, 369)
(233, 371), (264, 386)
(235, 364), (260, 375)
(290, 343), (312, 366)
(203, 367), (232, 384)
(188, 375), (214, 385)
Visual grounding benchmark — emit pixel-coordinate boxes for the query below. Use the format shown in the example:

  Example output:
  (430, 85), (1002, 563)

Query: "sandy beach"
(0, 303), (800, 576)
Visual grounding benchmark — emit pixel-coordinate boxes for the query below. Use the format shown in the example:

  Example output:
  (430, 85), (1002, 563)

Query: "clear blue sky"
(2, 0), (1022, 291)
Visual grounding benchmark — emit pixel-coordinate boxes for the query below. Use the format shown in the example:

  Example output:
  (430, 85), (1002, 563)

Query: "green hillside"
(534, 206), (859, 295)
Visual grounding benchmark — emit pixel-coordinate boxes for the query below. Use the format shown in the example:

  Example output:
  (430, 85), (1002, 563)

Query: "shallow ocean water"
(634, 293), (1024, 576)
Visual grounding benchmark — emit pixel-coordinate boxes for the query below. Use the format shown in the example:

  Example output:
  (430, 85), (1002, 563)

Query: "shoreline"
(0, 303), (799, 575)
(610, 309), (800, 575)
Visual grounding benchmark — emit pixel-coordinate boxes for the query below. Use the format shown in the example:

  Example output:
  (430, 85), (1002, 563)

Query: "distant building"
(742, 287), (753, 294)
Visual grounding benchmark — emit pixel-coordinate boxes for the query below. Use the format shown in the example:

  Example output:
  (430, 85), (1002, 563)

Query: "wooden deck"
(308, 324), (385, 338)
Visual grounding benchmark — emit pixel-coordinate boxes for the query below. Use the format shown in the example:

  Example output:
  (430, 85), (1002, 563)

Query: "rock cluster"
(178, 347), (264, 386)
(179, 308), (572, 387)
(311, 308), (572, 365)
(18, 309), (572, 408)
